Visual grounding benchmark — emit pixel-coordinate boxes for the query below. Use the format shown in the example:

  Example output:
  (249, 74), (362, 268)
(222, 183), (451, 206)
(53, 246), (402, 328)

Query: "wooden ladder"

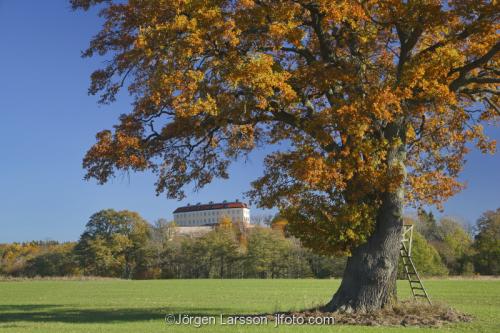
(401, 225), (431, 304)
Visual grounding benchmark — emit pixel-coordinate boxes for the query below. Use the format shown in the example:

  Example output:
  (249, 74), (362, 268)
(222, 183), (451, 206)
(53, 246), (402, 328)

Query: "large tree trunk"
(323, 141), (406, 313)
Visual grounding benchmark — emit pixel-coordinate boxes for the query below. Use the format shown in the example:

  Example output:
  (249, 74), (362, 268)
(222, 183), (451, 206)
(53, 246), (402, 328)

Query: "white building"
(173, 200), (250, 226)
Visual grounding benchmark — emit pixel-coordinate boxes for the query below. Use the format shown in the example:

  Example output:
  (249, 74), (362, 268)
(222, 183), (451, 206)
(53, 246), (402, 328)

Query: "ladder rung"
(412, 287), (425, 290)
(409, 280), (421, 283)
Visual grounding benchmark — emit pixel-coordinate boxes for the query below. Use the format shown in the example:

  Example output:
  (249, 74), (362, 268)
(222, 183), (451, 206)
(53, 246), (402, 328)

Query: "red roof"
(173, 201), (248, 213)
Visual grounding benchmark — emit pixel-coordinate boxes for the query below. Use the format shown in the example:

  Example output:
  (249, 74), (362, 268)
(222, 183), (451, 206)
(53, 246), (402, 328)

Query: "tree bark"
(323, 141), (406, 313)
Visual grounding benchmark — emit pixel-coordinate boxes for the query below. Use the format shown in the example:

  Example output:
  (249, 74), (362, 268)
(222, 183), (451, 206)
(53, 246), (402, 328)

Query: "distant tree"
(307, 253), (347, 279)
(160, 238), (183, 278)
(410, 212), (474, 275)
(250, 214), (274, 226)
(0, 241), (79, 277)
(246, 228), (290, 278)
(285, 238), (314, 278)
(24, 243), (79, 277)
(79, 236), (121, 276)
(171, 236), (212, 278)
(433, 217), (474, 275)
(203, 228), (241, 278)
(0, 242), (44, 276)
(415, 209), (439, 241)
(473, 208), (500, 275)
(150, 218), (175, 244)
(147, 218), (176, 278)
(400, 231), (448, 276)
(218, 215), (233, 229)
(271, 215), (288, 233)
(74, 209), (150, 278)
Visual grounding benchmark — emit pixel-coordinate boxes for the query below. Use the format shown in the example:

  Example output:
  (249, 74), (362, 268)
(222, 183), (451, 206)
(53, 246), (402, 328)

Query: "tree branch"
(449, 41), (500, 91)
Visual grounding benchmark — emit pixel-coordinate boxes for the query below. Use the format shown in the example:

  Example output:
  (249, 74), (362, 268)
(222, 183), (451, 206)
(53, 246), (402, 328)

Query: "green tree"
(401, 231), (448, 277)
(203, 228), (241, 278)
(434, 217), (474, 275)
(74, 209), (150, 278)
(174, 237), (212, 278)
(145, 218), (176, 278)
(285, 239), (313, 278)
(246, 228), (290, 278)
(160, 237), (183, 278)
(473, 208), (500, 275)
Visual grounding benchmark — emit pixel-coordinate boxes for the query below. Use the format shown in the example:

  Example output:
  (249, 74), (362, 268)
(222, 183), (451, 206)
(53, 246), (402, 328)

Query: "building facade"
(173, 200), (250, 227)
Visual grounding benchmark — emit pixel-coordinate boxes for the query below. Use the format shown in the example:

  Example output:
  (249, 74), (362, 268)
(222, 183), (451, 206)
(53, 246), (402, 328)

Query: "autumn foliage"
(74, 0), (498, 255)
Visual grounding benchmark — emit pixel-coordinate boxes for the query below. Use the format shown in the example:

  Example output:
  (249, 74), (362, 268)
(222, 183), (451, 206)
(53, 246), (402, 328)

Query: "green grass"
(0, 279), (499, 332)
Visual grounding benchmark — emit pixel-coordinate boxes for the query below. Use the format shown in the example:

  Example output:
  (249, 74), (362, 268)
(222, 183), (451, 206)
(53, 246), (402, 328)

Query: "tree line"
(1, 208), (498, 279)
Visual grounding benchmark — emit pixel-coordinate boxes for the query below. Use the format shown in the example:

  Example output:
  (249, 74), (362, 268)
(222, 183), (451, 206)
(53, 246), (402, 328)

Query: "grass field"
(0, 279), (499, 332)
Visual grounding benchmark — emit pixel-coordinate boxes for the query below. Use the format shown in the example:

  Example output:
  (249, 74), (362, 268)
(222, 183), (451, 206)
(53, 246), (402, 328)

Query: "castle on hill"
(173, 200), (250, 227)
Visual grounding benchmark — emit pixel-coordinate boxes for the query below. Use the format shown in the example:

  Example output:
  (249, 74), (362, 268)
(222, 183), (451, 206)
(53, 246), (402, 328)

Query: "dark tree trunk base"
(322, 191), (404, 313)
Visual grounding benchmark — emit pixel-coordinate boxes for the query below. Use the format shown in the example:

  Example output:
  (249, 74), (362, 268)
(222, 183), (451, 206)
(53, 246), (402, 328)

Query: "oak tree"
(73, 0), (499, 311)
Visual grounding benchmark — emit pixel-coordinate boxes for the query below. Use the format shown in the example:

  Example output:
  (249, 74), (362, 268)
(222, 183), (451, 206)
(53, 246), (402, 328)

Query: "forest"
(1, 208), (498, 279)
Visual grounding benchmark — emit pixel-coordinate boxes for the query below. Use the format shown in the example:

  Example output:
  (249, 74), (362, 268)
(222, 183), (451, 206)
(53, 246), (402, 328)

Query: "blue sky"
(0, 1), (498, 242)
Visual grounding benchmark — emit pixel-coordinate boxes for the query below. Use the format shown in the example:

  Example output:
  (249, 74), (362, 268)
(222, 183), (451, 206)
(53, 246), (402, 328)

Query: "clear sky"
(0, 1), (498, 243)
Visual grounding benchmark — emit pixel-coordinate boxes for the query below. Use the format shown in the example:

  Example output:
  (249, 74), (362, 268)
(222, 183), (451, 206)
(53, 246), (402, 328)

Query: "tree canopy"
(73, 0), (499, 255)
(474, 208), (500, 275)
(75, 209), (150, 278)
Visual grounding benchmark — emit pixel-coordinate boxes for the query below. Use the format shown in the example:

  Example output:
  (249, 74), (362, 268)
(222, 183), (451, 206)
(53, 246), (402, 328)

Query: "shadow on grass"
(0, 305), (63, 312)
(0, 304), (233, 324)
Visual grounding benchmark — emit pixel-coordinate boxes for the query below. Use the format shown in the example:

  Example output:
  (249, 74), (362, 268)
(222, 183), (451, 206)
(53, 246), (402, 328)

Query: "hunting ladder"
(401, 225), (431, 304)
